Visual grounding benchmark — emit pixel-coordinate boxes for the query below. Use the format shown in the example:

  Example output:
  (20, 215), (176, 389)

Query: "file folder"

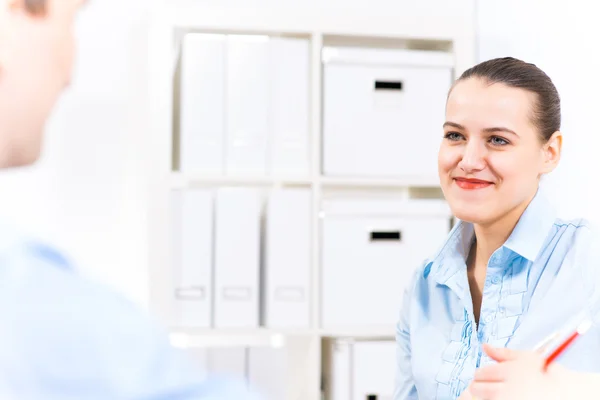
(269, 37), (310, 176)
(179, 33), (225, 174)
(248, 347), (287, 400)
(207, 347), (248, 381)
(264, 188), (311, 328)
(225, 35), (269, 175)
(170, 189), (213, 328)
(329, 340), (352, 400)
(214, 188), (261, 328)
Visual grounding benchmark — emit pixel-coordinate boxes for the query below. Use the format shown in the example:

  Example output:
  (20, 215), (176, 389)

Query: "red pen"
(543, 317), (593, 370)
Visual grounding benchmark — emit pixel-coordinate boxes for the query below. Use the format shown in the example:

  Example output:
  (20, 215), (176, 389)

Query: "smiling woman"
(394, 57), (600, 400)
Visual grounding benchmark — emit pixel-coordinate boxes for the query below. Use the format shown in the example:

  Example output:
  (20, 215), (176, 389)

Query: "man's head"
(0, 0), (85, 168)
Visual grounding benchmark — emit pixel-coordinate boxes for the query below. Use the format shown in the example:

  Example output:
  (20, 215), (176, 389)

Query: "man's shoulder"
(0, 225), (207, 397)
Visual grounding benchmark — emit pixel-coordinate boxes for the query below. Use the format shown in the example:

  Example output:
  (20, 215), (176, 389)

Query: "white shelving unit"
(147, 2), (475, 399)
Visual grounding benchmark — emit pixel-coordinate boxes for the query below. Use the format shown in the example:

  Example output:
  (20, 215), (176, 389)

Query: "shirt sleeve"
(0, 241), (263, 400)
(576, 224), (600, 322)
(393, 267), (421, 400)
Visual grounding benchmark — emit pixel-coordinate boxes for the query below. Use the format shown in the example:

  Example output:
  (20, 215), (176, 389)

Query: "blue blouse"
(394, 190), (600, 399)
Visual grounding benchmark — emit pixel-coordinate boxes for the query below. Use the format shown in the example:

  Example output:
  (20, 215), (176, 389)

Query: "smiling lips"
(453, 177), (494, 190)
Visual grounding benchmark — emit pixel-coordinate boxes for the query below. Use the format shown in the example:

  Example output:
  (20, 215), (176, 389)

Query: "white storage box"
(322, 46), (453, 181)
(321, 198), (451, 328)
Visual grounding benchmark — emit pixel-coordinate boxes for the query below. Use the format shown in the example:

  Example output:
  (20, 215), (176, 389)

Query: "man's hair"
(25, 0), (46, 14)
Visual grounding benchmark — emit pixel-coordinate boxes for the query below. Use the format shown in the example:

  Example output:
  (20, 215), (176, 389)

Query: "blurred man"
(0, 1), (261, 398)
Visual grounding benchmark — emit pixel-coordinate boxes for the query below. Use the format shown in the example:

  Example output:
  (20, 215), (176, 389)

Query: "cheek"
(56, 26), (76, 83)
(489, 150), (541, 183)
(438, 145), (460, 172)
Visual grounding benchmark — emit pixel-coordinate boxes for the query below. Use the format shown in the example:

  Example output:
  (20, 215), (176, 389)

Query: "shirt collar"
(432, 188), (556, 284)
(430, 220), (474, 284)
(503, 189), (556, 262)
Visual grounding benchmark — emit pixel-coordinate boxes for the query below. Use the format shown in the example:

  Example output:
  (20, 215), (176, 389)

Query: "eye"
(444, 131), (464, 141)
(489, 136), (509, 146)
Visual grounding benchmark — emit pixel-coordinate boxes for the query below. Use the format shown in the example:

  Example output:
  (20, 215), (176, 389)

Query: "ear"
(4, 0), (47, 16)
(540, 131), (562, 174)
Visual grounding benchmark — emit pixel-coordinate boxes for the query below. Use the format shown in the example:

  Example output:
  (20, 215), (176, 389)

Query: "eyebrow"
(443, 121), (519, 137)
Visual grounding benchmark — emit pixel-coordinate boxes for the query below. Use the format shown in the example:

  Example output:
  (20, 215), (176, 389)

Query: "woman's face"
(438, 77), (561, 226)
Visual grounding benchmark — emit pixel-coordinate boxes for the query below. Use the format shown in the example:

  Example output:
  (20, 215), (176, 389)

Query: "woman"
(394, 57), (600, 400)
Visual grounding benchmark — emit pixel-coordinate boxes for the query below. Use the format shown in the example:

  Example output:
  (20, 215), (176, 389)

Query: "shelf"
(170, 173), (441, 189)
(168, 326), (396, 348)
(319, 176), (441, 189)
(169, 328), (316, 349)
(161, 2), (474, 44)
(319, 326), (395, 339)
(170, 172), (313, 189)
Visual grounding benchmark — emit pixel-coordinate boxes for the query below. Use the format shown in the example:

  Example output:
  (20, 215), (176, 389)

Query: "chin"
(447, 200), (496, 225)
(3, 142), (43, 169)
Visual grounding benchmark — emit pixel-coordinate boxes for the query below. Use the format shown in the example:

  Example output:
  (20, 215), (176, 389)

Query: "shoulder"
(552, 216), (594, 234)
(0, 227), (205, 397)
(553, 217), (597, 258)
(551, 218), (600, 296)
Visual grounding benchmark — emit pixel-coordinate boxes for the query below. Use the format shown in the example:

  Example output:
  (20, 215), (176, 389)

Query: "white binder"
(247, 347), (288, 400)
(264, 188), (311, 328)
(214, 188), (261, 328)
(329, 340), (352, 400)
(170, 189), (213, 328)
(225, 35), (269, 175)
(207, 347), (248, 381)
(179, 33), (225, 174)
(186, 348), (209, 381)
(269, 37), (310, 177)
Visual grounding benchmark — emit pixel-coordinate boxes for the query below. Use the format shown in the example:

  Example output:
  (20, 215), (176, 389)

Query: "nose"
(457, 140), (486, 174)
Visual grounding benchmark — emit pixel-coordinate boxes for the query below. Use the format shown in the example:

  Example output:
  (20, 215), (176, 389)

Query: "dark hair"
(25, 0), (46, 15)
(454, 57), (561, 142)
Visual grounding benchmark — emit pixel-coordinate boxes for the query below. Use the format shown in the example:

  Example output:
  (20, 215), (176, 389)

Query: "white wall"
(0, 0), (151, 307)
(477, 0), (600, 224)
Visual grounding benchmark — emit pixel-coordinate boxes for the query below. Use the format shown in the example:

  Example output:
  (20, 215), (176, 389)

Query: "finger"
(482, 344), (521, 362)
(469, 381), (504, 399)
(473, 363), (509, 382)
(456, 388), (473, 400)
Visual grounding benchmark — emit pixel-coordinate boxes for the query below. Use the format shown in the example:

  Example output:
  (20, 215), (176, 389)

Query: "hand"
(456, 388), (474, 400)
(468, 344), (570, 400)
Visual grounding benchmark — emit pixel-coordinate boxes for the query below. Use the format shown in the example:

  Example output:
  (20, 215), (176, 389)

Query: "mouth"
(453, 177), (494, 190)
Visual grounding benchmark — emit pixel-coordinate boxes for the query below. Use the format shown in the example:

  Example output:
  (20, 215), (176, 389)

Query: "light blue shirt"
(0, 221), (262, 400)
(395, 190), (600, 399)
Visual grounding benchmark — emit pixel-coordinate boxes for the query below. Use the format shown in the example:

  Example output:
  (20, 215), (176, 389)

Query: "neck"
(472, 191), (537, 265)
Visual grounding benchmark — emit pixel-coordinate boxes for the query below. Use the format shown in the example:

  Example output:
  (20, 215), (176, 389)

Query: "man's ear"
(540, 131), (562, 175)
(5, 0), (47, 16)
(24, 0), (47, 15)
